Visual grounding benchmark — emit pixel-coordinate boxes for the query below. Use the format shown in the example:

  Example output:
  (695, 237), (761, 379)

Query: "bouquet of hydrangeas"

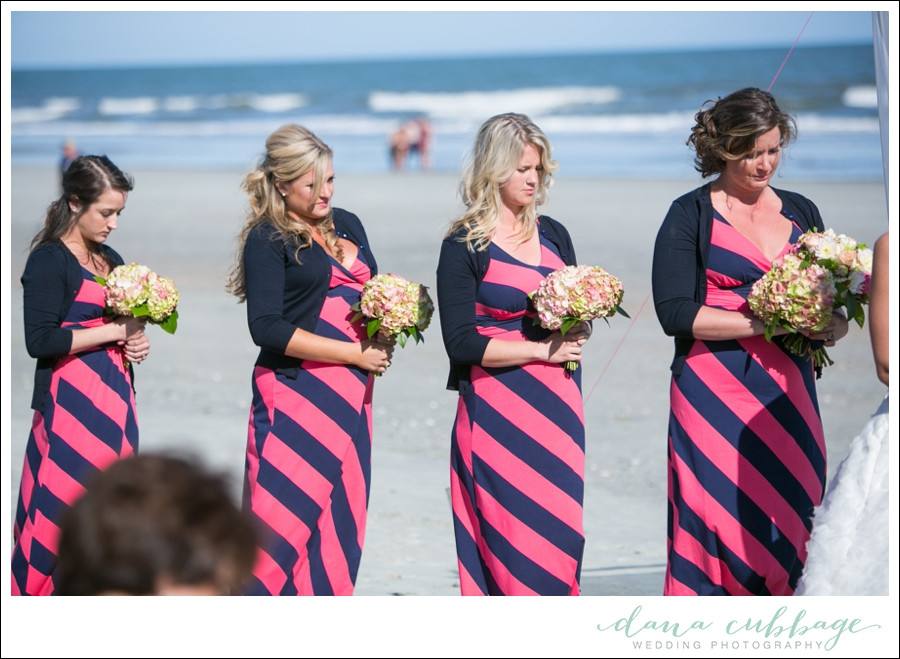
(530, 264), (629, 371)
(95, 263), (180, 334)
(351, 273), (434, 352)
(748, 228), (871, 371)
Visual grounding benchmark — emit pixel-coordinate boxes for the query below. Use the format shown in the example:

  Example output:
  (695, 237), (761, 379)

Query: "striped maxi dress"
(12, 268), (139, 596)
(450, 236), (586, 596)
(242, 253), (374, 596)
(664, 211), (826, 596)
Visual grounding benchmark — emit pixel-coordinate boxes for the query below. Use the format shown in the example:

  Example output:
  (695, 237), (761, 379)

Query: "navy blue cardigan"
(436, 215), (577, 392)
(243, 207), (376, 377)
(22, 240), (127, 411)
(651, 182), (825, 375)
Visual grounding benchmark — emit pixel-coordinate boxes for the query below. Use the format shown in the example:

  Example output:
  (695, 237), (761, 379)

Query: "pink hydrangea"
(748, 228), (871, 371)
(530, 265), (628, 371)
(97, 263), (179, 334)
(354, 273), (434, 349)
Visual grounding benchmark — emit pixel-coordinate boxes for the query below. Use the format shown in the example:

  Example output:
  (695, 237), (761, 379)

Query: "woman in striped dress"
(651, 88), (849, 595)
(228, 124), (394, 595)
(12, 155), (151, 596)
(437, 113), (592, 595)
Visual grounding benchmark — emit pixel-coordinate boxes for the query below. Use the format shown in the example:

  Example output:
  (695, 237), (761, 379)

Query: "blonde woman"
(436, 113), (592, 595)
(228, 124), (393, 595)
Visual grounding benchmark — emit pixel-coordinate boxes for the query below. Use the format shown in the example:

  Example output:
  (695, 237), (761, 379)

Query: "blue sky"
(6, 5), (882, 70)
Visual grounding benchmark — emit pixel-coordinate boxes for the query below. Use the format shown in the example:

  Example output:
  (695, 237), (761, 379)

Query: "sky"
(4, 4), (885, 70)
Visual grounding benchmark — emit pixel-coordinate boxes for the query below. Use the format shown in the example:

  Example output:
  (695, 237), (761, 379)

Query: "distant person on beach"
(227, 123), (394, 595)
(56, 453), (258, 596)
(436, 112), (592, 595)
(12, 155), (151, 596)
(651, 87), (849, 596)
(795, 230), (889, 596)
(389, 117), (431, 171)
(59, 140), (79, 189)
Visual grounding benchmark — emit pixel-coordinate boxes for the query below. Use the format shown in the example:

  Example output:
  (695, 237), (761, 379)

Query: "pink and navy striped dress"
(242, 252), (374, 596)
(12, 266), (138, 596)
(665, 211), (826, 596)
(450, 236), (586, 596)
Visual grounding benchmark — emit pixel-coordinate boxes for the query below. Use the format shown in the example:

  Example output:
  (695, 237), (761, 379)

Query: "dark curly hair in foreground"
(56, 453), (258, 595)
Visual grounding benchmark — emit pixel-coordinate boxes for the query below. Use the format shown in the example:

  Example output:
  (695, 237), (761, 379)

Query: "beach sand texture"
(6, 166), (889, 596)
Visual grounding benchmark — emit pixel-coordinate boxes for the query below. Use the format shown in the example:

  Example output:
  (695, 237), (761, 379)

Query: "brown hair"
(687, 87), (797, 178)
(56, 453), (258, 595)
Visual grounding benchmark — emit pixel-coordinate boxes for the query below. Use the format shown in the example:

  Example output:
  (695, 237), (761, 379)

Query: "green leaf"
(93, 275), (107, 286)
(560, 317), (579, 336)
(158, 310), (178, 334)
(396, 332), (408, 348)
(616, 305), (631, 319)
(131, 304), (150, 318)
(764, 324), (775, 342)
(350, 311), (364, 324)
(366, 318), (382, 339)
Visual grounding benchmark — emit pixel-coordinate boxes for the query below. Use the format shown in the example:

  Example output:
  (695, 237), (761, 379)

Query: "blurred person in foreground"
(651, 87), (850, 596)
(56, 453), (258, 595)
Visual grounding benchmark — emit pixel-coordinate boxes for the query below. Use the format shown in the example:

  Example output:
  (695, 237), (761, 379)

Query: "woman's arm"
(869, 232), (889, 385)
(244, 224), (392, 371)
(652, 199), (705, 338)
(23, 247), (143, 358)
(281, 327), (392, 373)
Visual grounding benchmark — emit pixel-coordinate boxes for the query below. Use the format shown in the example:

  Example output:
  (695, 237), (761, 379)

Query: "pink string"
(584, 290), (651, 404)
(583, 13), (815, 402)
(768, 12), (814, 92)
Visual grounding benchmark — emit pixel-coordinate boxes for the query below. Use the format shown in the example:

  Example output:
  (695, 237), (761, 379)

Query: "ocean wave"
(13, 91), (310, 123)
(842, 85), (879, 109)
(370, 86), (621, 118)
(10, 110), (879, 140)
(10, 97), (80, 123)
(99, 97), (159, 116)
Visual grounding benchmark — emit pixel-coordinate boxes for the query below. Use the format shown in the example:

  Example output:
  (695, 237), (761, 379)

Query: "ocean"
(10, 43), (884, 181)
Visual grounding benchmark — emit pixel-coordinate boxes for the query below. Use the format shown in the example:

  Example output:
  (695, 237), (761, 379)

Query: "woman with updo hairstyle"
(436, 112), (592, 595)
(12, 155), (151, 596)
(227, 123), (393, 596)
(651, 87), (848, 595)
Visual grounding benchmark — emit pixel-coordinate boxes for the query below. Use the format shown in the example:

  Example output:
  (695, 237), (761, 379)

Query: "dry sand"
(3, 166), (895, 655)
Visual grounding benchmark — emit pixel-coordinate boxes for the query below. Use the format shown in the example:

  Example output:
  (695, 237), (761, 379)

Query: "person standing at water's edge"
(227, 124), (394, 595)
(651, 88), (848, 596)
(12, 155), (151, 596)
(436, 112), (592, 595)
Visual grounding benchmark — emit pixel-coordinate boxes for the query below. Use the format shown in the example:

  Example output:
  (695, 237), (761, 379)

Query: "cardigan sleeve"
(436, 234), (491, 366)
(22, 245), (76, 359)
(652, 195), (704, 338)
(243, 225), (300, 355)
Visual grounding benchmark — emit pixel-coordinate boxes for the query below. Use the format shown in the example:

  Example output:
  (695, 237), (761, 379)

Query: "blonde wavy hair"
(227, 124), (341, 301)
(445, 112), (557, 252)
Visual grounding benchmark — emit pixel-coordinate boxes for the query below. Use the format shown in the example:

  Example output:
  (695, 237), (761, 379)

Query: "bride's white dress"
(794, 392), (890, 596)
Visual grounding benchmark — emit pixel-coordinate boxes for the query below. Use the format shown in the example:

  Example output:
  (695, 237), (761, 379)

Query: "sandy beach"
(4, 165), (895, 654)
